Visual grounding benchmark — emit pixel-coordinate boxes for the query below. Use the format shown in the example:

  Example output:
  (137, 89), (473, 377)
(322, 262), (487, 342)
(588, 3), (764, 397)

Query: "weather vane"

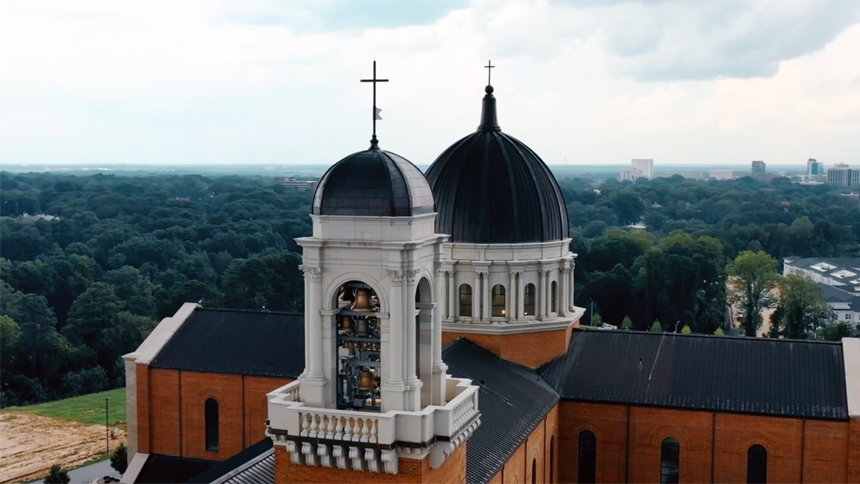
(485, 60), (495, 85)
(361, 60), (389, 144)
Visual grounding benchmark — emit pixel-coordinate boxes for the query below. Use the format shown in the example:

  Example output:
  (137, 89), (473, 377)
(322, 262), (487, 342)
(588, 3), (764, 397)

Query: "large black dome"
(313, 138), (434, 217)
(425, 86), (568, 244)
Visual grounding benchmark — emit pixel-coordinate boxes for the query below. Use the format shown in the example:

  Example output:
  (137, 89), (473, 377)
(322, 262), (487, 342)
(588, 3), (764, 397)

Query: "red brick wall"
(244, 376), (292, 446)
(559, 402), (628, 483)
(849, 418), (860, 483)
(803, 419), (849, 483)
(502, 444), (526, 484)
(713, 413), (802, 483)
(559, 401), (855, 484)
(136, 364), (150, 454)
(543, 405), (559, 484)
(180, 371), (244, 460)
(441, 328), (570, 368)
(273, 442), (467, 483)
(137, 365), (292, 461)
(149, 368), (180, 456)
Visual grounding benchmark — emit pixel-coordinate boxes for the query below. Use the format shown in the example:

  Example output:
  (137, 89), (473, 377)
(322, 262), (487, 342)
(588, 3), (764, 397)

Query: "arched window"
(491, 285), (506, 317)
(532, 458), (537, 484)
(459, 284), (472, 317)
(578, 430), (596, 484)
(524, 284), (535, 316)
(551, 281), (558, 313)
(550, 436), (555, 483)
(661, 437), (680, 484)
(747, 444), (767, 483)
(205, 398), (219, 451)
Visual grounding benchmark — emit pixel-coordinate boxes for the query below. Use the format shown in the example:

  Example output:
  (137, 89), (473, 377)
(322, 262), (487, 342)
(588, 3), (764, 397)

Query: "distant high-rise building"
(807, 158), (824, 175)
(827, 164), (859, 187)
(632, 158), (653, 178)
(751, 160), (766, 176)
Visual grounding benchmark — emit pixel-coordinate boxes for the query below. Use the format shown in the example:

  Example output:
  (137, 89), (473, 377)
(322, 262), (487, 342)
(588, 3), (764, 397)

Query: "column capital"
(387, 269), (404, 285)
(434, 261), (444, 274)
(300, 265), (323, 282)
(405, 269), (421, 284)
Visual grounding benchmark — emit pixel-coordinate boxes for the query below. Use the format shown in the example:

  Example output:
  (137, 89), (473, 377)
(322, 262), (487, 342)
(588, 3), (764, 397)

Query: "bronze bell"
(355, 318), (370, 337)
(339, 315), (352, 331)
(352, 288), (374, 312)
(357, 369), (376, 390)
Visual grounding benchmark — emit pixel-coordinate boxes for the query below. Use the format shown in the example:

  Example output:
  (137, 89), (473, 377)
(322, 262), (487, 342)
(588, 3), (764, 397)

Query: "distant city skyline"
(1, 0), (859, 166)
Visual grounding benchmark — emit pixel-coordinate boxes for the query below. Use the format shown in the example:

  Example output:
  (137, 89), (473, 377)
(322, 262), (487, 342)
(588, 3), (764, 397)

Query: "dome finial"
(369, 134), (380, 150)
(479, 61), (500, 131)
(361, 60), (389, 145)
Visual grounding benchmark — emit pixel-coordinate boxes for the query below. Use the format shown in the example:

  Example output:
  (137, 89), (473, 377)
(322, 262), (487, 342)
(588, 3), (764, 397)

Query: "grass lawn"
(7, 388), (126, 426)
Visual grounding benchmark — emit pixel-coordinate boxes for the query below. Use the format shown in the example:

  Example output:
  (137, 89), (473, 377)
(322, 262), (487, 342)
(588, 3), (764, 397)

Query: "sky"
(1, 0), (860, 166)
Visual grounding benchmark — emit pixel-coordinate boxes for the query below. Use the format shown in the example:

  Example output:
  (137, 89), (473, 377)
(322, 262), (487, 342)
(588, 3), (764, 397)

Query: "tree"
(43, 465), (70, 484)
(0, 315), (22, 369)
(681, 325), (692, 334)
(590, 314), (602, 326)
(621, 316), (633, 330)
(103, 266), (157, 317)
(727, 251), (779, 337)
(650, 321), (663, 332)
(714, 327), (725, 336)
(818, 322), (859, 341)
(776, 274), (833, 339)
(111, 443), (128, 473)
(65, 282), (124, 348)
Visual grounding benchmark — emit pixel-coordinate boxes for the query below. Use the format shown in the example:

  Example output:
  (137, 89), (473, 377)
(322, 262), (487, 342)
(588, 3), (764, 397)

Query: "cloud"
(213, 0), (469, 31)
(558, 0), (860, 81)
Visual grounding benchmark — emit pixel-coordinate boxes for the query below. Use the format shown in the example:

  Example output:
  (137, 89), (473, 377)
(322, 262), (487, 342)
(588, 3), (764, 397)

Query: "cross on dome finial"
(485, 60), (495, 86)
(361, 60), (389, 149)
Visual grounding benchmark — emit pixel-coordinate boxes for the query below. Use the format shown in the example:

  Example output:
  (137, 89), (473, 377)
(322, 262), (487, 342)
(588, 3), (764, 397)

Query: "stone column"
(404, 270), (421, 411)
(473, 271), (481, 322)
(448, 271), (456, 320)
(301, 265), (326, 407)
(558, 265), (568, 317)
(517, 272), (525, 320)
(382, 269), (407, 411)
(538, 270), (546, 319)
(546, 270), (552, 315)
(508, 271), (516, 321)
(569, 260), (576, 311)
(482, 271), (491, 322)
(432, 262), (448, 405)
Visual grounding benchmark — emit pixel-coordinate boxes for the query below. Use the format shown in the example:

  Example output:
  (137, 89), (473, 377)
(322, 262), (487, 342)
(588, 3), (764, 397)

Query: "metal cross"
(361, 60), (389, 138)
(485, 60), (495, 85)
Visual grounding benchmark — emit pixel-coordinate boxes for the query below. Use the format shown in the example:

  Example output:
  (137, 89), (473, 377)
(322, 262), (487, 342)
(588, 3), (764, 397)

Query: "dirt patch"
(0, 411), (126, 483)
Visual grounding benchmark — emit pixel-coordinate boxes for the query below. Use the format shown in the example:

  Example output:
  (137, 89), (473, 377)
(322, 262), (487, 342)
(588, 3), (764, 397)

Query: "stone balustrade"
(265, 376), (481, 474)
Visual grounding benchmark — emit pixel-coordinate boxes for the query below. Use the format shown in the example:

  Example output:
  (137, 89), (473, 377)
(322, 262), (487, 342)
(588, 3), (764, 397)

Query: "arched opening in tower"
(335, 281), (381, 411)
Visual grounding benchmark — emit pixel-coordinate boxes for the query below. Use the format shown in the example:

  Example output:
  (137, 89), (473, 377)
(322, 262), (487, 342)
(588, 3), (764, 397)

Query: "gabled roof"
(149, 308), (304, 378)
(540, 329), (849, 420)
(443, 338), (559, 484)
(134, 454), (217, 484)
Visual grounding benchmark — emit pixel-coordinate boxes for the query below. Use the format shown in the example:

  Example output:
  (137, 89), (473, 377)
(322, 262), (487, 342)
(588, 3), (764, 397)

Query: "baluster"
(301, 413), (310, 437)
(345, 417), (355, 441)
(361, 418), (370, 442)
(370, 419), (378, 443)
(327, 414), (336, 439)
(334, 416), (344, 440)
(310, 414), (320, 437)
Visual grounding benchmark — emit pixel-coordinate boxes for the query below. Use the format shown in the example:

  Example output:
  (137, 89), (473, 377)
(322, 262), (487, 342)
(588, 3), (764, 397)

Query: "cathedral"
(121, 65), (860, 484)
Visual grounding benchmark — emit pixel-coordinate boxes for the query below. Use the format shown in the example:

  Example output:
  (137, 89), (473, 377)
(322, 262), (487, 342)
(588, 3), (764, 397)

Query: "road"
(28, 460), (119, 484)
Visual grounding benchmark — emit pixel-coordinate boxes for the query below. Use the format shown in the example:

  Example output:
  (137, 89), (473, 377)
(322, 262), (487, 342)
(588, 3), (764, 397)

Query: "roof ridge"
(573, 327), (842, 345)
(197, 307), (303, 316)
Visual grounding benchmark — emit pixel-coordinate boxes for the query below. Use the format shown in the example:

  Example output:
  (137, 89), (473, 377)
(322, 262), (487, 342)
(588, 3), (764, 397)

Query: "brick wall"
(273, 442), (467, 483)
(501, 444), (525, 484)
(244, 376), (292, 445)
(559, 401), (855, 484)
(149, 368), (180, 455)
(180, 371), (244, 460)
(441, 328), (570, 368)
(137, 364), (292, 461)
(543, 405), (559, 484)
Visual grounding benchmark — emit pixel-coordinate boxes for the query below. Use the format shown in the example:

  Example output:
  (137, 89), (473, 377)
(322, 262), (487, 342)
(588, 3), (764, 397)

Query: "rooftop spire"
(479, 60), (500, 131)
(361, 60), (388, 150)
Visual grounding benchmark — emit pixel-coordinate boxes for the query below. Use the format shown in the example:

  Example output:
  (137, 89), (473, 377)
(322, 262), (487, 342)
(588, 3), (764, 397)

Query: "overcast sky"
(2, 0), (859, 166)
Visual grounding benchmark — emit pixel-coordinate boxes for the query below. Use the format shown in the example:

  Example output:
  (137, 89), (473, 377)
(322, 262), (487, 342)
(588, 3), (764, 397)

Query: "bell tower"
(265, 65), (480, 481)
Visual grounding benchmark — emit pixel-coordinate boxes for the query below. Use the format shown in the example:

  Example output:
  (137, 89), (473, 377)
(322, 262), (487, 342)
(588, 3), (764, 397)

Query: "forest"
(1, 171), (858, 406)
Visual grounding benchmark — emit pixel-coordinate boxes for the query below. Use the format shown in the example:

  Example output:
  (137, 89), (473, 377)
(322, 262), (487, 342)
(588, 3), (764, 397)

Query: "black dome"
(425, 86), (569, 243)
(312, 139), (435, 217)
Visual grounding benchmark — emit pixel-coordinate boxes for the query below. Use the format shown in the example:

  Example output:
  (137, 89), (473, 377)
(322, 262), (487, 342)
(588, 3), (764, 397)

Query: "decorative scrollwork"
(303, 266), (323, 282)
(386, 269), (404, 284)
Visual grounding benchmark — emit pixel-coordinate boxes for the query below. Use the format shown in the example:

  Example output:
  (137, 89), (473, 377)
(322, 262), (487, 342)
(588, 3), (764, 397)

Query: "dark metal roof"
(425, 85), (569, 244)
(443, 338), (559, 484)
(539, 329), (849, 420)
(134, 454), (217, 484)
(150, 308), (304, 378)
(312, 140), (434, 217)
(188, 439), (274, 484)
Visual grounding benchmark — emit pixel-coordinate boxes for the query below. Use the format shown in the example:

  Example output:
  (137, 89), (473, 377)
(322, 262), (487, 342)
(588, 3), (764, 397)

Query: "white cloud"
(0, 0), (858, 166)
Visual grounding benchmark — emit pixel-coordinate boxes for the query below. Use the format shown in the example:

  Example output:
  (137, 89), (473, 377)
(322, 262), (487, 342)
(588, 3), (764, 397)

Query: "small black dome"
(313, 139), (435, 217)
(425, 87), (568, 243)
